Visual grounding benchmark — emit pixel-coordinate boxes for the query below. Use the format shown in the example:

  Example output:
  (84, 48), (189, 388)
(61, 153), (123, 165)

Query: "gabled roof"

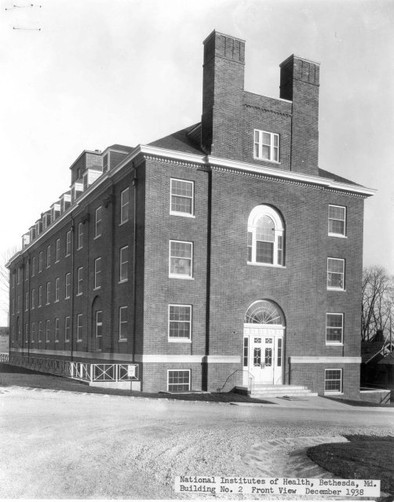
(148, 124), (204, 155)
(107, 144), (135, 152)
(318, 168), (362, 187)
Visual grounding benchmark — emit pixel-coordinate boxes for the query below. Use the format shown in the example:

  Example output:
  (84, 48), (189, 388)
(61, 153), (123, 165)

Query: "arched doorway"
(243, 300), (285, 386)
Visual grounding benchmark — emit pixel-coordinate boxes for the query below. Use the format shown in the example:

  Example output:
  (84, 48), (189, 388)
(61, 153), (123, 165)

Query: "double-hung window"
(76, 314), (83, 342)
(94, 258), (102, 289)
(39, 252), (43, 272)
(77, 267), (83, 295)
(247, 205), (285, 266)
(326, 314), (344, 344)
(46, 282), (51, 305)
(46, 245), (51, 268)
(55, 239), (61, 262)
(169, 241), (193, 278)
(64, 317), (71, 342)
(120, 188), (130, 224)
(54, 318), (60, 342)
(324, 369), (342, 394)
(77, 222), (84, 250)
(95, 206), (102, 238)
(119, 306), (128, 341)
(65, 273), (71, 299)
(328, 205), (346, 237)
(95, 310), (103, 351)
(55, 277), (60, 302)
(168, 305), (192, 342)
(327, 258), (345, 290)
(170, 179), (194, 216)
(45, 320), (50, 343)
(119, 246), (128, 283)
(66, 230), (72, 256)
(38, 286), (42, 307)
(254, 130), (279, 162)
(167, 370), (190, 392)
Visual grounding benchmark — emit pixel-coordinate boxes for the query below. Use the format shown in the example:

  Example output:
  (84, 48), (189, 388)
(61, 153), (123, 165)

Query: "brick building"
(7, 31), (373, 398)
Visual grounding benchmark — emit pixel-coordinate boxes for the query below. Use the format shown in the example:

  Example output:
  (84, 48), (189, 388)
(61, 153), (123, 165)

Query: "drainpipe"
(132, 166), (137, 363)
(70, 217), (75, 363)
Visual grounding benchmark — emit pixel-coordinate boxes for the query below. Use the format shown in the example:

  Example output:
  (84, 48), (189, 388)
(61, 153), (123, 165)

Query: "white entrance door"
(244, 326), (284, 385)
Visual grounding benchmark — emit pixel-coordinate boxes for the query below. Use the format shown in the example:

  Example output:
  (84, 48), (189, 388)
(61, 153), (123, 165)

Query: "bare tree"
(361, 266), (394, 342)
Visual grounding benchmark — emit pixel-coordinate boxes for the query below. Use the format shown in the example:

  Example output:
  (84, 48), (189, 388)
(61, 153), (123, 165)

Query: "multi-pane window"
(45, 320), (50, 343)
(76, 314), (83, 342)
(120, 188), (130, 224)
(247, 205), (284, 266)
(243, 338), (249, 367)
(66, 230), (72, 256)
(39, 251), (43, 272)
(77, 267), (83, 295)
(38, 286), (43, 307)
(167, 370), (190, 392)
(55, 277), (60, 302)
(46, 282), (51, 305)
(119, 246), (128, 282)
(31, 289), (35, 310)
(64, 316), (71, 342)
(55, 239), (61, 262)
(54, 318), (60, 342)
(38, 321), (43, 342)
(328, 205), (346, 237)
(31, 257), (36, 277)
(25, 292), (29, 312)
(95, 310), (103, 350)
(95, 206), (103, 238)
(25, 261), (29, 281)
(94, 258), (102, 289)
(46, 245), (51, 268)
(168, 305), (192, 341)
(169, 241), (193, 278)
(31, 322), (36, 343)
(17, 267), (21, 284)
(324, 369), (343, 393)
(326, 314), (344, 344)
(65, 273), (71, 299)
(254, 129), (279, 162)
(77, 222), (84, 250)
(327, 258), (345, 290)
(119, 306), (128, 341)
(170, 179), (194, 216)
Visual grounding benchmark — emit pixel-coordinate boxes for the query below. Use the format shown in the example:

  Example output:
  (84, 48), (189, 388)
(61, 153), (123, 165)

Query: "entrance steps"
(250, 384), (317, 398)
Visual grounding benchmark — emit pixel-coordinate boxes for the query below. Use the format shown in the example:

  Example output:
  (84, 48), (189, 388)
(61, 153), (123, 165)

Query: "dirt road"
(0, 386), (393, 499)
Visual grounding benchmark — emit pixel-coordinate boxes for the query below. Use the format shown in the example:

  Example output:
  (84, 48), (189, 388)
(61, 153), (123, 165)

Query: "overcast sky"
(1, 0), (393, 325)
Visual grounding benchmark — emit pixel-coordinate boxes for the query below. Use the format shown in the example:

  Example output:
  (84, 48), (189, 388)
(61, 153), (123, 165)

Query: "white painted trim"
(11, 348), (136, 362)
(134, 354), (240, 363)
(291, 356), (361, 364)
(205, 355), (240, 363)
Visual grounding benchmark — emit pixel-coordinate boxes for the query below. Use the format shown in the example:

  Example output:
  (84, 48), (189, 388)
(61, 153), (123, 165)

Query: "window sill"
(168, 275), (194, 280)
(328, 233), (347, 239)
(327, 287), (346, 292)
(93, 235), (102, 240)
(76, 339), (82, 343)
(119, 220), (129, 227)
(93, 287), (101, 291)
(247, 262), (285, 269)
(118, 279), (128, 284)
(326, 342), (344, 346)
(76, 293), (83, 297)
(168, 338), (192, 343)
(118, 338), (128, 343)
(253, 156), (281, 165)
(169, 212), (195, 218)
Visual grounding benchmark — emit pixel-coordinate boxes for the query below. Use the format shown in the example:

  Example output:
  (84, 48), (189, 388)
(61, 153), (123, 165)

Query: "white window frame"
(247, 205), (285, 267)
(168, 305), (192, 342)
(119, 306), (128, 342)
(25, 291), (29, 312)
(254, 129), (280, 163)
(46, 245), (51, 268)
(77, 267), (83, 296)
(324, 368), (343, 394)
(65, 316), (71, 342)
(94, 257), (102, 289)
(326, 313), (344, 345)
(95, 206), (103, 238)
(170, 179), (194, 217)
(119, 246), (128, 283)
(76, 314), (83, 342)
(327, 258), (345, 291)
(65, 273), (71, 299)
(31, 256), (36, 277)
(38, 286), (42, 307)
(31, 322), (36, 343)
(167, 369), (191, 392)
(55, 238), (61, 262)
(328, 205), (347, 237)
(46, 281), (51, 305)
(54, 277), (60, 302)
(31, 289), (35, 310)
(25, 261), (29, 280)
(120, 188), (130, 224)
(38, 321), (43, 342)
(39, 251), (43, 273)
(169, 240), (193, 279)
(54, 317), (60, 342)
(65, 230), (72, 256)
(77, 222), (84, 250)
(95, 310), (103, 350)
(45, 319), (50, 343)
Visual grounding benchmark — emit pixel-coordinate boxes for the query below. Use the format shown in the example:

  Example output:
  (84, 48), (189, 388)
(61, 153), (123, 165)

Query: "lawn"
(0, 362), (273, 403)
(307, 435), (394, 495)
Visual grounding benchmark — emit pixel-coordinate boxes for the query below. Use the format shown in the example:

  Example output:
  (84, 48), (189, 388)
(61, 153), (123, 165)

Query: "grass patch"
(0, 363), (273, 404)
(307, 435), (394, 495)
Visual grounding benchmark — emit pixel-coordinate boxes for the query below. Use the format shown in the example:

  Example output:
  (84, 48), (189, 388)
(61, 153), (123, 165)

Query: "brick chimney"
(280, 55), (320, 176)
(201, 31), (245, 157)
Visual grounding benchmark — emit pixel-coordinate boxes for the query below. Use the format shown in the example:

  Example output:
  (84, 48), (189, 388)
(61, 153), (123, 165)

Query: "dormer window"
(254, 130), (279, 162)
(103, 153), (109, 173)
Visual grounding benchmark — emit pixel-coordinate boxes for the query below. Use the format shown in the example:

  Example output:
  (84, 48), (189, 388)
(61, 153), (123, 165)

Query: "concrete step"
(250, 384), (317, 398)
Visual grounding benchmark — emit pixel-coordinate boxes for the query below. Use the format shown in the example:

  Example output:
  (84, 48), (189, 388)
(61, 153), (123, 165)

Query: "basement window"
(324, 369), (343, 394)
(167, 370), (190, 392)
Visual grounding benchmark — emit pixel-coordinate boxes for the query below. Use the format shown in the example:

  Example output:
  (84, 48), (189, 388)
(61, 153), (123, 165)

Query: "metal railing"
(5, 354), (139, 383)
(0, 353), (9, 363)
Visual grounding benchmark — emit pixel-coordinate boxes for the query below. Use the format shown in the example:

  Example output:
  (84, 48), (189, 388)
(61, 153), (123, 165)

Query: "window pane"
(168, 370), (190, 392)
(256, 241), (274, 263)
(171, 196), (192, 214)
(256, 216), (275, 242)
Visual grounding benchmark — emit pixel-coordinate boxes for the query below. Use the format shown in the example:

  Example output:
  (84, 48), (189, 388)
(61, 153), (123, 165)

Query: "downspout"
(132, 166), (137, 363)
(70, 218), (75, 362)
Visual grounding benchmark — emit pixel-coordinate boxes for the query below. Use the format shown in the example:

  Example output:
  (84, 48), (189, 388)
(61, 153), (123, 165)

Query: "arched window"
(245, 300), (285, 326)
(247, 205), (285, 266)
